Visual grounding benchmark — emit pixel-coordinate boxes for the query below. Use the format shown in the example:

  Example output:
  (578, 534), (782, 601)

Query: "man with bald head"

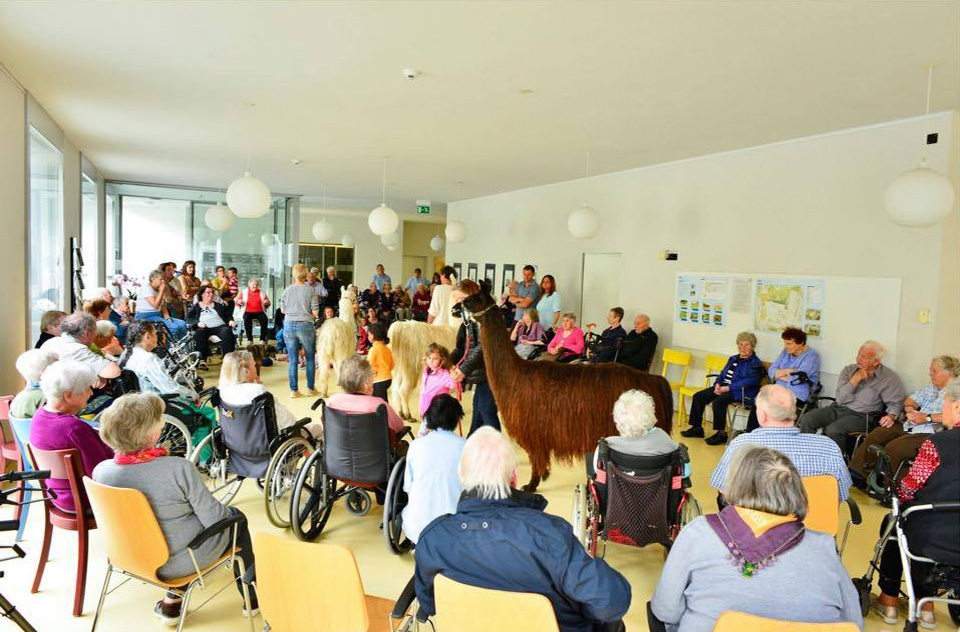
(711, 384), (852, 501)
(620, 314), (658, 371)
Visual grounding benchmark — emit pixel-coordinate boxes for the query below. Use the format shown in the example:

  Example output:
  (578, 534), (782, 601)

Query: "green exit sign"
(416, 199), (431, 214)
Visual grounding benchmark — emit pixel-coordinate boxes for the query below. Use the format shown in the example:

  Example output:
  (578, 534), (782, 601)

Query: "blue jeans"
(275, 329), (286, 353)
(136, 311), (188, 340)
(284, 320), (316, 392)
(468, 381), (500, 436)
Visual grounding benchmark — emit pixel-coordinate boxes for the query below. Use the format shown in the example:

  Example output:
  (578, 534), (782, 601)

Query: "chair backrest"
(218, 390), (278, 478)
(322, 403), (391, 484)
(802, 475), (840, 536)
(661, 349), (692, 385)
(703, 353), (728, 385)
(602, 454), (675, 548)
(434, 574), (560, 632)
(83, 477), (170, 582)
(8, 414), (33, 468)
(29, 445), (89, 513)
(712, 611), (859, 631)
(253, 532), (371, 632)
(0, 394), (14, 421)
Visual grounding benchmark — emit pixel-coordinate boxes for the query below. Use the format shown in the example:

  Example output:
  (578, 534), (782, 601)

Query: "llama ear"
(479, 278), (493, 296)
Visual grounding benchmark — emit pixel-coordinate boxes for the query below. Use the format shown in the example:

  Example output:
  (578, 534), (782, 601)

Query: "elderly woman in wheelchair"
(288, 357), (413, 546)
(573, 389), (698, 557)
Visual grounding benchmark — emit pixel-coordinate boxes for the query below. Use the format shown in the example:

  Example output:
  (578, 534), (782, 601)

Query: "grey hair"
(945, 378), (960, 403)
(16, 349), (57, 384)
(724, 445), (808, 520)
(326, 266), (335, 274)
(247, 277), (260, 287)
(561, 312), (577, 324)
(112, 296), (128, 309)
(612, 390), (657, 438)
(310, 267), (320, 275)
(458, 427), (517, 500)
(932, 355), (960, 378)
(99, 393), (166, 453)
(39, 360), (97, 403)
(755, 384), (797, 423)
(736, 331), (757, 349)
(861, 340), (885, 360)
(60, 312), (96, 338)
(148, 269), (164, 283)
(338, 357), (373, 394)
(95, 320), (117, 337)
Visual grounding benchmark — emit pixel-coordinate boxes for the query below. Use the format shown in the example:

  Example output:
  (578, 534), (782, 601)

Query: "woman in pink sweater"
(541, 312), (584, 363)
(418, 343), (456, 435)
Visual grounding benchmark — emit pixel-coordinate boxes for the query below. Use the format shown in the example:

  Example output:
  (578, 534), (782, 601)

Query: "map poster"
(754, 278), (826, 336)
(676, 275), (728, 327)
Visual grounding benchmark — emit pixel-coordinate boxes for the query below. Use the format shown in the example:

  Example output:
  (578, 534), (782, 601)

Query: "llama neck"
(477, 310), (521, 394)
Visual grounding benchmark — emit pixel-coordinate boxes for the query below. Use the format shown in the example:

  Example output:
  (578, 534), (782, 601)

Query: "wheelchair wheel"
(190, 432), (243, 505)
(571, 484), (586, 544)
(680, 493), (702, 527)
(584, 484), (601, 558)
(263, 436), (314, 528)
(345, 489), (371, 516)
(383, 457), (413, 554)
(290, 447), (336, 541)
(156, 415), (193, 459)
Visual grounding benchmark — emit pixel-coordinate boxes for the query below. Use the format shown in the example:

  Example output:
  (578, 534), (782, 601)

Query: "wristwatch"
(925, 414), (933, 423)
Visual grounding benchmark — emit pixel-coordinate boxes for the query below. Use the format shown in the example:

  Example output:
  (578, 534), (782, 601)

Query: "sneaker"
(242, 605), (260, 619)
(705, 432), (728, 446)
(306, 388), (319, 397)
(290, 391), (302, 399)
(919, 608), (936, 629)
(871, 595), (898, 625)
(154, 600), (182, 627)
(680, 427), (704, 438)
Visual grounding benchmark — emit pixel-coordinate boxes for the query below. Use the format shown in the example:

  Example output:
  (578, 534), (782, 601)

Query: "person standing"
(306, 267), (329, 308)
(178, 261), (202, 308)
(159, 262), (184, 320)
(404, 268), (426, 295)
(372, 264), (392, 292)
(536, 274), (561, 331)
(225, 267), (240, 311)
(322, 266), (342, 311)
(427, 266), (461, 328)
(508, 265), (540, 322)
(451, 280), (499, 435)
(236, 277), (271, 344)
(280, 264), (319, 398)
(210, 265), (229, 298)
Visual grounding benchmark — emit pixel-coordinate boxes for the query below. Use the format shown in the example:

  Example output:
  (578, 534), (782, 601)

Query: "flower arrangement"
(111, 273), (142, 301)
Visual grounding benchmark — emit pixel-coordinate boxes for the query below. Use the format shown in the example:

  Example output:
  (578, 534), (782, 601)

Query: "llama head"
(459, 278), (494, 315)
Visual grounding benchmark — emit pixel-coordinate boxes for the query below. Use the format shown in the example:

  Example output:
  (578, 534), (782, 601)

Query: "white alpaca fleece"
(316, 317), (356, 397)
(387, 320), (458, 420)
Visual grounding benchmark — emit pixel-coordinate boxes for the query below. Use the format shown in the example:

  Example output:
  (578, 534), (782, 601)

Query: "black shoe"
(681, 427), (704, 438)
(705, 432), (728, 446)
(850, 471), (868, 491)
(154, 600), (182, 627)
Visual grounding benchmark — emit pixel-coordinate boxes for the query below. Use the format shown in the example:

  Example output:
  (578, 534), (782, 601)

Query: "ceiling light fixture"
(204, 190), (234, 232)
(226, 103), (272, 219)
(445, 181), (468, 244)
(884, 64), (956, 228)
(567, 151), (599, 239)
(368, 157), (399, 235)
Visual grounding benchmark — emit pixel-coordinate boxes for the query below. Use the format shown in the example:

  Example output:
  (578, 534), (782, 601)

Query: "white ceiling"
(1, 1), (957, 211)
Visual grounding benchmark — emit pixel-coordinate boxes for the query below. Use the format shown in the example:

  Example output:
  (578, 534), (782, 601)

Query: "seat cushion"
(155, 547), (240, 588)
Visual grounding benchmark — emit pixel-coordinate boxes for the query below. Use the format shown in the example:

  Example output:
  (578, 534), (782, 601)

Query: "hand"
(229, 321), (237, 327)
(451, 368), (465, 383)
(905, 410), (926, 424)
(850, 368), (869, 385)
(548, 347), (558, 355)
(719, 386), (730, 394)
(197, 323), (207, 329)
(879, 414), (896, 428)
(713, 384), (722, 395)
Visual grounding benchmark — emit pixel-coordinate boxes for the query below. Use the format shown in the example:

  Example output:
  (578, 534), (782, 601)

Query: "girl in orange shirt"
(367, 322), (394, 402)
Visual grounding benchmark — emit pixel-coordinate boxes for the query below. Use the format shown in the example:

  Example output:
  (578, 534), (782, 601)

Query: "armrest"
(188, 514), (243, 551)
(817, 396), (836, 403)
(311, 398), (325, 411)
(705, 373), (719, 378)
(391, 576), (417, 620)
(844, 496), (862, 525)
(396, 426), (413, 441)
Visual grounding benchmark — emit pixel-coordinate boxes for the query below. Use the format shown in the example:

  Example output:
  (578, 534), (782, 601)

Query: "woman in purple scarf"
(650, 445), (861, 631)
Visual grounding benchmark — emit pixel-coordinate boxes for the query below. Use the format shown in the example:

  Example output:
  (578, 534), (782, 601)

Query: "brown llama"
(460, 280), (674, 491)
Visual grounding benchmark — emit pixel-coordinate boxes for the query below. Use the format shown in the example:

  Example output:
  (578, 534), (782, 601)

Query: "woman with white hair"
(92, 319), (122, 358)
(10, 349), (57, 418)
(414, 427), (631, 632)
(327, 357), (405, 443)
(593, 389), (678, 472)
(236, 277), (271, 345)
(28, 360), (114, 513)
(93, 393), (258, 624)
(651, 445), (861, 631)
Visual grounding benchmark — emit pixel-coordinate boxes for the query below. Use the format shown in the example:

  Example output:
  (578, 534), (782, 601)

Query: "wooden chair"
(0, 395), (22, 476)
(433, 573), (560, 632)
(660, 349), (692, 416)
(677, 353), (727, 426)
(7, 414), (34, 542)
(27, 445), (97, 617)
(84, 477), (253, 632)
(253, 532), (399, 632)
(802, 475), (861, 558)
(712, 611), (860, 631)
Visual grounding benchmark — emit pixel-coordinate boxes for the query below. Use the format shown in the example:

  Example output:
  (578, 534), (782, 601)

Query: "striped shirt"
(710, 427), (852, 500)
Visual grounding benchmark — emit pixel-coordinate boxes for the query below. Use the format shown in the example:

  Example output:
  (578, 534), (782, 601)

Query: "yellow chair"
(433, 573), (560, 632)
(802, 475), (861, 557)
(677, 353), (727, 426)
(660, 349), (692, 418)
(253, 532), (400, 632)
(712, 610), (860, 631)
(84, 478), (254, 632)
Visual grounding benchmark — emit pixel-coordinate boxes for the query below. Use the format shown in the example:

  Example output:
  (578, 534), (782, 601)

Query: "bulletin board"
(672, 272), (901, 375)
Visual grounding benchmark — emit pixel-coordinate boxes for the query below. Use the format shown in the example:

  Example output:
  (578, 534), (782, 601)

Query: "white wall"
(447, 112), (960, 394)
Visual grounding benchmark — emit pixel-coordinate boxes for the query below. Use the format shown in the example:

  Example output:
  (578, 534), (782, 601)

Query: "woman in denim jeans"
(281, 263), (319, 398)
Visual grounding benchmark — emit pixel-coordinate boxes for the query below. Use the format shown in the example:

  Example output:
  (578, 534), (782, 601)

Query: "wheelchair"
(188, 389), (317, 527)
(288, 398), (412, 554)
(851, 499), (960, 629)
(865, 445), (914, 507)
(572, 440), (701, 558)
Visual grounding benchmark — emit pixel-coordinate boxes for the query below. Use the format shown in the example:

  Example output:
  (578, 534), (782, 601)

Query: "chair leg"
(31, 515), (52, 593)
(14, 485), (31, 542)
(175, 582), (197, 632)
(74, 526), (90, 616)
(238, 559), (255, 632)
(90, 564), (112, 632)
(12, 455), (23, 523)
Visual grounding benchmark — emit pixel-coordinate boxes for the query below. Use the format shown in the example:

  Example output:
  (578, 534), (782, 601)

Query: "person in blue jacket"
(681, 331), (765, 445)
(414, 427), (631, 632)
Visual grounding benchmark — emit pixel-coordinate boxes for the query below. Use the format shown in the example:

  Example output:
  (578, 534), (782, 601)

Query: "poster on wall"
(675, 275), (728, 327)
(467, 263), (478, 282)
(502, 264), (516, 294)
(483, 263), (496, 288)
(754, 277), (825, 336)
(452, 262), (462, 282)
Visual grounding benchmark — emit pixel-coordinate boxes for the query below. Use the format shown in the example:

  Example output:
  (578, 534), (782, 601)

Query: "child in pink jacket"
(417, 343), (457, 436)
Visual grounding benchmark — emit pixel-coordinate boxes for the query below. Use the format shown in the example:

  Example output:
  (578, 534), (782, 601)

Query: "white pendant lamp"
(885, 65), (956, 228)
(341, 234), (356, 247)
(204, 202), (234, 232)
(226, 103), (272, 219)
(567, 203), (600, 239)
(311, 187), (335, 241)
(380, 232), (400, 248)
(368, 157), (399, 235)
(445, 219), (467, 243)
(387, 243), (399, 251)
(430, 234), (445, 252)
(260, 232), (275, 247)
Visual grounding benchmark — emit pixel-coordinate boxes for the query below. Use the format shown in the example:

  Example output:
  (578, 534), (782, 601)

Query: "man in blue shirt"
(508, 264), (540, 322)
(415, 427), (631, 632)
(404, 267), (425, 295)
(371, 263), (392, 292)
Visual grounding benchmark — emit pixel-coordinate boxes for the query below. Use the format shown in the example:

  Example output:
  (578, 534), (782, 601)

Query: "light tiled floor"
(0, 357), (953, 631)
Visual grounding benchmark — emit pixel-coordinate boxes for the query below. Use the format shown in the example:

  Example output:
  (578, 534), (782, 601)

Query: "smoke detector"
(402, 68), (419, 80)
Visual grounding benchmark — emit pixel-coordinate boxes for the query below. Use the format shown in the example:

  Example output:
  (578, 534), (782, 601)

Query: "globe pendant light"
(885, 65), (956, 228)
(568, 151), (600, 239)
(381, 232), (400, 248)
(205, 201), (234, 232)
(312, 187), (335, 241)
(341, 234), (356, 247)
(226, 171), (272, 219)
(445, 219), (467, 243)
(368, 157), (399, 235)
(430, 233), (445, 252)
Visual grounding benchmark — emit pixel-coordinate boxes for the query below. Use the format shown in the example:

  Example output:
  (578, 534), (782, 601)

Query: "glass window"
(28, 127), (63, 341)
(105, 183), (121, 280)
(80, 174), (98, 289)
